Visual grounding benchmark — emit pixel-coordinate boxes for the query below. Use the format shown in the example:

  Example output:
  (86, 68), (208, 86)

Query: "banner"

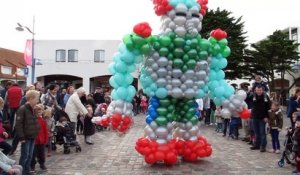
(24, 39), (32, 66)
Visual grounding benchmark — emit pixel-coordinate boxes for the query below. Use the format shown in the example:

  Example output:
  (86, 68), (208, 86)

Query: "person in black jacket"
(250, 85), (271, 152)
(93, 87), (105, 104)
(84, 105), (95, 145)
(292, 115), (300, 174)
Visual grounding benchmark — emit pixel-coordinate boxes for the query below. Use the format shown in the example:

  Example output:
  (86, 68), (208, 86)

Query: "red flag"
(24, 39), (32, 66)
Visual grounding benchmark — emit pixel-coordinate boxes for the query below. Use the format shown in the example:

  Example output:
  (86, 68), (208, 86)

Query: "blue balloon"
(208, 70), (217, 81)
(115, 61), (128, 73)
(146, 116), (153, 124)
(111, 90), (119, 100)
(108, 63), (116, 75)
(196, 89), (205, 98)
(219, 58), (228, 69)
(214, 86), (225, 98)
(216, 70), (225, 80)
(152, 102), (160, 108)
(109, 77), (119, 89)
(150, 111), (158, 119)
(116, 87), (127, 100)
(114, 73), (125, 86)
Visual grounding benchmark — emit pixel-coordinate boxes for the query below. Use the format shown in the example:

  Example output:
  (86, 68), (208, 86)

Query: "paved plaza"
(10, 115), (294, 175)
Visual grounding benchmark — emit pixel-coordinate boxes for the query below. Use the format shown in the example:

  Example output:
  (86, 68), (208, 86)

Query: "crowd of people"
(0, 81), (113, 175)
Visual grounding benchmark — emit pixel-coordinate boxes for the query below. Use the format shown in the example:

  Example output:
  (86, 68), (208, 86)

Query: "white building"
(30, 40), (139, 93)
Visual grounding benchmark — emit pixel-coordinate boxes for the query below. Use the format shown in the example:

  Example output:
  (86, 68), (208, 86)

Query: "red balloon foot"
(99, 113), (133, 134)
(175, 136), (212, 162)
(135, 137), (178, 165)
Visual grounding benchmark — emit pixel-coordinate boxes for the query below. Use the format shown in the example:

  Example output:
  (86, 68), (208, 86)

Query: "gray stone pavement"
(10, 114), (294, 175)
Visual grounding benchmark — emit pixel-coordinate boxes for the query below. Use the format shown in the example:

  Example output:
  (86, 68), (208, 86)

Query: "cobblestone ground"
(10, 114), (294, 175)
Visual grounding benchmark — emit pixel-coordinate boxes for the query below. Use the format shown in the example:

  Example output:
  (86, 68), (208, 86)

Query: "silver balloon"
(185, 89), (195, 99)
(166, 84), (172, 90)
(236, 90), (247, 101)
(168, 21), (176, 30)
(189, 6), (198, 14)
(149, 132), (157, 140)
(151, 73), (158, 81)
(185, 70), (194, 79)
(196, 71), (207, 80)
(145, 58), (155, 67)
(172, 69), (183, 78)
(190, 136), (197, 141)
(167, 134), (173, 141)
(156, 78), (167, 87)
(149, 121), (158, 130)
(232, 98), (242, 108)
(185, 79), (193, 88)
(183, 132), (191, 140)
(189, 126), (198, 136)
(115, 100), (124, 108)
(171, 79), (181, 87)
(151, 63), (159, 71)
(152, 52), (160, 60)
(114, 107), (123, 114)
(167, 122), (173, 131)
(157, 68), (168, 77)
(175, 3), (188, 13)
(174, 16), (186, 26)
(125, 110), (132, 116)
(175, 27), (186, 37)
(180, 84), (187, 91)
(221, 108), (232, 119)
(228, 103), (236, 112)
(109, 101), (116, 108)
(167, 10), (176, 19)
(166, 65), (173, 71)
(156, 127), (168, 138)
(198, 61), (208, 70)
(157, 139), (167, 144)
(144, 126), (154, 135)
(186, 121), (193, 130)
(222, 99), (230, 108)
(166, 75), (172, 80)
(180, 75), (187, 82)
(172, 88), (183, 98)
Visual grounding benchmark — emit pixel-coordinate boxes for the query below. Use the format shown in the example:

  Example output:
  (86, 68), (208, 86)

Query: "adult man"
(5, 83), (22, 131)
(250, 85), (271, 152)
(15, 90), (40, 175)
(93, 87), (105, 104)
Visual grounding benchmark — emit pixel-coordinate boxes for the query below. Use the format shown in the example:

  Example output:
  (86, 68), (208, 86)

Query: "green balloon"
(141, 44), (151, 55)
(155, 117), (168, 126)
(180, 110), (185, 116)
(159, 36), (171, 47)
(182, 65), (188, 72)
(209, 37), (217, 45)
(190, 116), (198, 125)
(182, 54), (189, 63)
(184, 45), (191, 52)
(219, 39), (228, 49)
(123, 34), (131, 43)
(173, 48), (184, 57)
(199, 51), (208, 60)
(183, 104), (189, 111)
(132, 35), (146, 47)
(171, 98), (177, 104)
(188, 108), (196, 114)
(125, 41), (134, 51)
(166, 113), (174, 121)
(153, 42), (160, 50)
(190, 39), (198, 49)
(213, 44), (221, 54)
(174, 37), (185, 47)
(157, 107), (168, 116)
(159, 47), (169, 56)
(168, 32), (176, 40)
(167, 53), (174, 60)
(200, 39), (210, 51)
(173, 59), (183, 68)
(159, 99), (171, 107)
(186, 59), (196, 69)
(168, 43), (175, 51)
(186, 100), (194, 107)
(222, 46), (231, 57)
(167, 105), (175, 112)
(187, 49), (197, 58)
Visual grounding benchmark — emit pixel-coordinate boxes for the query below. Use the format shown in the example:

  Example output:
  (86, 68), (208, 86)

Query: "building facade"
(32, 40), (138, 93)
(0, 48), (27, 87)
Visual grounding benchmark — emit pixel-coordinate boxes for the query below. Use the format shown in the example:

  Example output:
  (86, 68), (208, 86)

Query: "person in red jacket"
(30, 104), (48, 172)
(5, 83), (22, 133)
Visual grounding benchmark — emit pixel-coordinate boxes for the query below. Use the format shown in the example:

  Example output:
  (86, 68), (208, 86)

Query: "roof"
(0, 48), (26, 68)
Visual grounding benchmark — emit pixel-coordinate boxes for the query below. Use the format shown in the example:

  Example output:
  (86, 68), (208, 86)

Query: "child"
(292, 114), (300, 174)
(0, 151), (22, 175)
(252, 75), (268, 102)
(44, 108), (55, 157)
(229, 115), (241, 140)
(267, 102), (283, 154)
(140, 95), (148, 114)
(214, 106), (223, 133)
(84, 105), (95, 145)
(0, 119), (11, 155)
(31, 104), (48, 172)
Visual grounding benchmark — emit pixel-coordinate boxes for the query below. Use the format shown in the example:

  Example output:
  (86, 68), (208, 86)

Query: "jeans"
(270, 129), (280, 150)
(252, 118), (267, 147)
(31, 144), (46, 169)
(9, 108), (18, 132)
(19, 139), (35, 175)
(10, 134), (19, 154)
(223, 119), (230, 136)
(204, 108), (211, 125)
(0, 141), (12, 155)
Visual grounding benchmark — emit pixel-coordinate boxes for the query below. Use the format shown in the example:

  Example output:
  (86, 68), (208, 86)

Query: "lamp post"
(16, 16), (35, 84)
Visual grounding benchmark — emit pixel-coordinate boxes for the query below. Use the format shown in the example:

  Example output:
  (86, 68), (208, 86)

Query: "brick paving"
(9, 114), (294, 175)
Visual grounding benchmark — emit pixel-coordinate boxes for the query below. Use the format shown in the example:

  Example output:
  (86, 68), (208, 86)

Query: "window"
(68, 50), (78, 62)
(1, 66), (12, 75)
(56, 50), (66, 62)
(94, 50), (105, 62)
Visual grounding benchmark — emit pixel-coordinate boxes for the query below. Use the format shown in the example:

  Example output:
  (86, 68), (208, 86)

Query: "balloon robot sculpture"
(100, 0), (251, 165)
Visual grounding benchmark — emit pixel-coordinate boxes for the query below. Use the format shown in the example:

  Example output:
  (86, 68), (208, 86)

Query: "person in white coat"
(64, 87), (89, 132)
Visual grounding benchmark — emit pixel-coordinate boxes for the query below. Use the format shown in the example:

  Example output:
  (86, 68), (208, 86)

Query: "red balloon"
(144, 147), (152, 156)
(123, 116), (132, 125)
(206, 146), (212, 157)
(133, 22), (152, 38)
(210, 29), (227, 40)
(155, 151), (165, 161)
(145, 154), (156, 164)
(137, 138), (150, 147)
(165, 152), (177, 165)
(112, 113), (122, 124)
(239, 108), (251, 119)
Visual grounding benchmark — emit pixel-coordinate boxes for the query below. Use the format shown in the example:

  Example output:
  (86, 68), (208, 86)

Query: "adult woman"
(287, 88), (300, 128)
(64, 87), (89, 132)
(63, 86), (75, 108)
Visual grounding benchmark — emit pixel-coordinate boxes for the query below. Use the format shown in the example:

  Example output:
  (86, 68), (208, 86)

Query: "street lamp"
(16, 17), (35, 84)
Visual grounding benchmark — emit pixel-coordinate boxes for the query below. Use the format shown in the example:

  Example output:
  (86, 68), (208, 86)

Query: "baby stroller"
(278, 127), (296, 167)
(52, 110), (82, 154)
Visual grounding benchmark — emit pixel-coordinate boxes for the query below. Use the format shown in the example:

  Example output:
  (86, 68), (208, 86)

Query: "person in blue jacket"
(287, 88), (300, 128)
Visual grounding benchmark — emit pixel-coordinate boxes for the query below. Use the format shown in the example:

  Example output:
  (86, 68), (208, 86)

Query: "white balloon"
(236, 90), (247, 101)
(149, 121), (158, 130)
(186, 121), (193, 130)
(221, 108), (232, 119)
(157, 139), (167, 144)
(155, 127), (168, 138)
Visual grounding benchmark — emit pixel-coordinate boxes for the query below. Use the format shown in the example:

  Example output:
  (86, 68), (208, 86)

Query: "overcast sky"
(1, 0), (300, 52)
